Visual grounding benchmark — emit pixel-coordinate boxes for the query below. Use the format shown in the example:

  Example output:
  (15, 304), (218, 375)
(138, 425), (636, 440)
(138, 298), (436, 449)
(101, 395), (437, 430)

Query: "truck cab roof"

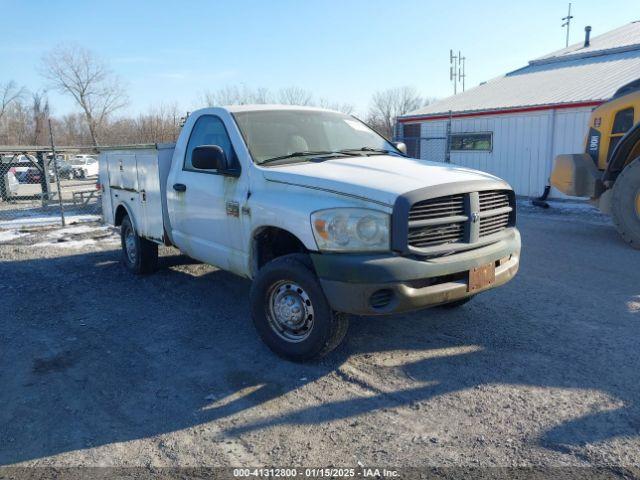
(217, 104), (341, 114)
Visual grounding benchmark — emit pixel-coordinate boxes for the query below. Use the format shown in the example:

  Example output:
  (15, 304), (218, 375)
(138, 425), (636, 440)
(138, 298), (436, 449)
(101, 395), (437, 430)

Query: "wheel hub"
(124, 227), (137, 264)
(268, 281), (314, 342)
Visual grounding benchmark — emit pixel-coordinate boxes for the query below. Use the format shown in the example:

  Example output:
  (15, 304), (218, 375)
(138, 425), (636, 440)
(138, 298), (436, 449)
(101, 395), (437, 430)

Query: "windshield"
(232, 110), (399, 165)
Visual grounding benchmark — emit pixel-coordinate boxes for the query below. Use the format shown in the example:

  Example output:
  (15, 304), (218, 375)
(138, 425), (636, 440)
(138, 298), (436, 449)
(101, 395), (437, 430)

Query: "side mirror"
(192, 145), (229, 171)
(393, 142), (407, 155)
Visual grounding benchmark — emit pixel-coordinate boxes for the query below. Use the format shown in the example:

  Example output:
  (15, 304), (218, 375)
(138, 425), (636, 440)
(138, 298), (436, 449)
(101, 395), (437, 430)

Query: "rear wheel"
(120, 215), (158, 274)
(250, 254), (348, 362)
(611, 157), (640, 249)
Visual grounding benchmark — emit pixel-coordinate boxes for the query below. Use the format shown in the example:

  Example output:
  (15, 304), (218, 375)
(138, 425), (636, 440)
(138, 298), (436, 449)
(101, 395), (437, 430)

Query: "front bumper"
(311, 229), (520, 315)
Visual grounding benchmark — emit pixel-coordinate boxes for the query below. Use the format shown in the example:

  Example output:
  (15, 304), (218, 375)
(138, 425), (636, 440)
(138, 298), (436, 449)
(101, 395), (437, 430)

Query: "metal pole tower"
(562, 3), (573, 47)
(460, 53), (466, 92)
(450, 49), (458, 95)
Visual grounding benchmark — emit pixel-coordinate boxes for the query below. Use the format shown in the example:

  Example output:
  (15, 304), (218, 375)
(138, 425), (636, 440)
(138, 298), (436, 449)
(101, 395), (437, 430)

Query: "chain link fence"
(0, 148), (102, 230)
(398, 118), (451, 163)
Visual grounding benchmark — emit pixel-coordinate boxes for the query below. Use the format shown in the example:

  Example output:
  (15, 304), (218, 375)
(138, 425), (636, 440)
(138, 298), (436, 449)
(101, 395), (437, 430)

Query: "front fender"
(248, 183), (393, 252)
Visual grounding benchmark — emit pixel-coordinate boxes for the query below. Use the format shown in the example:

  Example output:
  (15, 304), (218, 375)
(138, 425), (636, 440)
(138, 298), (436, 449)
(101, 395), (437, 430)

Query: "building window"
(450, 132), (492, 152)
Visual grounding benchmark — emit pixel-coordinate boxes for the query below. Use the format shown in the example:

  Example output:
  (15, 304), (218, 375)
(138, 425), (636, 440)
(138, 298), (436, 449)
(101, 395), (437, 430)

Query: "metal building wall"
(416, 107), (593, 198)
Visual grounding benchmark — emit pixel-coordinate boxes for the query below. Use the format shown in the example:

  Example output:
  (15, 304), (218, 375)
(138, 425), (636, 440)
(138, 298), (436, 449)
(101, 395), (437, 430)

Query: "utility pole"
(562, 3), (573, 47)
(459, 53), (466, 92)
(450, 50), (467, 94)
(450, 49), (458, 95)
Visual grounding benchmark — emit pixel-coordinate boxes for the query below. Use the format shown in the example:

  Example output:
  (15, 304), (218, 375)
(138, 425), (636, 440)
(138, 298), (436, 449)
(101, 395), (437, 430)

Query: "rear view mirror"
(192, 145), (226, 170)
(393, 142), (407, 154)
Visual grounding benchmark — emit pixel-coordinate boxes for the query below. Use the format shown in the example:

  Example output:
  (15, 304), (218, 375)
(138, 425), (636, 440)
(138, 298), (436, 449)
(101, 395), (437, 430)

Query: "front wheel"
(250, 254), (348, 362)
(611, 157), (640, 249)
(120, 215), (158, 274)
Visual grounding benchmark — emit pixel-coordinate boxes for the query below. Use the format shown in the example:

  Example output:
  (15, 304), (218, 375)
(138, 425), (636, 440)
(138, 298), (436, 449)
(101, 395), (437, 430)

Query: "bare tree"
(278, 86), (313, 106)
(0, 81), (26, 123)
(30, 91), (50, 145)
(366, 87), (429, 138)
(0, 99), (30, 145)
(41, 45), (128, 146)
(202, 85), (271, 106)
(318, 98), (355, 115)
(53, 113), (92, 145)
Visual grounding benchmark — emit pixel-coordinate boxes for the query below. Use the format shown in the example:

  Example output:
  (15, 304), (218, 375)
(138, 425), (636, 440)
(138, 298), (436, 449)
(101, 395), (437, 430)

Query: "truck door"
(167, 114), (247, 274)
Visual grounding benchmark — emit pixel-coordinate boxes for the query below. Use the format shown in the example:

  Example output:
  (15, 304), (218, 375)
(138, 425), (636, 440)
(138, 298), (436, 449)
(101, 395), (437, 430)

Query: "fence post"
(37, 152), (50, 207)
(0, 165), (7, 201)
(445, 110), (452, 163)
(48, 120), (66, 227)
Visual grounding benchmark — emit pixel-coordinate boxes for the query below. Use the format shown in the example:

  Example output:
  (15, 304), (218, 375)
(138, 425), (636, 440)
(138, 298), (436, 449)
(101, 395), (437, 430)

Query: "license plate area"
(468, 262), (495, 292)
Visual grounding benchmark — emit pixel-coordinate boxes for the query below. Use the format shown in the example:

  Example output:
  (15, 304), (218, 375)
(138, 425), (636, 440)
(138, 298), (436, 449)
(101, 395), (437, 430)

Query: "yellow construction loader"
(551, 79), (640, 248)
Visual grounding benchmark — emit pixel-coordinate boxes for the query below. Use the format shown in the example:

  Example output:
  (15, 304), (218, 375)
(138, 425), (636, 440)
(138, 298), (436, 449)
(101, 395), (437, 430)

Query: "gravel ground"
(0, 204), (639, 469)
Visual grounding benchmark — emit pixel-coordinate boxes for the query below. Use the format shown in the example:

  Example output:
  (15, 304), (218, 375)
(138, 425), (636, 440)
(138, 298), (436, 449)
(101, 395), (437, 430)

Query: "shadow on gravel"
(0, 238), (639, 464)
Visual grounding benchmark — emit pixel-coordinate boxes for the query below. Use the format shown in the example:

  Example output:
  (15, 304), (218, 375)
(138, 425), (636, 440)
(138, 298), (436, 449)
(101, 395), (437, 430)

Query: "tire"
(439, 296), (474, 309)
(250, 253), (348, 362)
(120, 215), (158, 274)
(611, 157), (640, 250)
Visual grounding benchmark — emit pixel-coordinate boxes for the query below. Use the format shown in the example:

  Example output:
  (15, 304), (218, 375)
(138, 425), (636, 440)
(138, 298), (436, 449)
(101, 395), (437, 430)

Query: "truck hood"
(262, 155), (507, 206)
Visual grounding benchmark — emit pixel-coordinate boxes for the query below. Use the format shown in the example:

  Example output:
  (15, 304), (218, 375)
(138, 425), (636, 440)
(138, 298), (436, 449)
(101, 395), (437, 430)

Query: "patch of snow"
(33, 238), (98, 249)
(0, 214), (100, 229)
(0, 230), (26, 242)
(46, 224), (109, 238)
(517, 198), (612, 225)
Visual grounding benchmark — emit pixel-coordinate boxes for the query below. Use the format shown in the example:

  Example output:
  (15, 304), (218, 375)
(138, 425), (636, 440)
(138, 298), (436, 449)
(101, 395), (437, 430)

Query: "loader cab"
(587, 82), (640, 171)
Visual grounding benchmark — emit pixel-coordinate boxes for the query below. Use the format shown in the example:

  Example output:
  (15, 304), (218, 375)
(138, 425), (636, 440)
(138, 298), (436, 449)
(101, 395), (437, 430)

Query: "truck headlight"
(311, 208), (390, 252)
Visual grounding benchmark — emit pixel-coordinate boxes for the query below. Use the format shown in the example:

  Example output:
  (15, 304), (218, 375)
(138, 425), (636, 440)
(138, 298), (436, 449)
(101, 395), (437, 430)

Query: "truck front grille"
(409, 195), (465, 221)
(479, 211), (511, 237)
(404, 189), (514, 253)
(408, 221), (465, 248)
(479, 190), (510, 211)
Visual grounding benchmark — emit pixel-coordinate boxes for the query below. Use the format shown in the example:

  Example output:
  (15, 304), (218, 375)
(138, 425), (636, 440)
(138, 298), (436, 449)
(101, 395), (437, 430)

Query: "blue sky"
(1, 0), (637, 117)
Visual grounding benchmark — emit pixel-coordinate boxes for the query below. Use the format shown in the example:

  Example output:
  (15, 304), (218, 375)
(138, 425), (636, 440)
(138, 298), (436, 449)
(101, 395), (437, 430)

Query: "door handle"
(173, 183), (187, 192)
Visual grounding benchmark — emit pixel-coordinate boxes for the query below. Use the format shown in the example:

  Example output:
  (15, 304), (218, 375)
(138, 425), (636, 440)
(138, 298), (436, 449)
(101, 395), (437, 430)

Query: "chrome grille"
(405, 190), (513, 251)
(479, 190), (510, 211)
(409, 195), (464, 221)
(479, 211), (511, 237)
(408, 221), (465, 248)
(408, 194), (466, 248)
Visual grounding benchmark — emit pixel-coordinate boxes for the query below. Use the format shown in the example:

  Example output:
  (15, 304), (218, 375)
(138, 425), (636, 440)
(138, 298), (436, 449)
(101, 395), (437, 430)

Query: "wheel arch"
(250, 225), (312, 277)
(114, 203), (137, 231)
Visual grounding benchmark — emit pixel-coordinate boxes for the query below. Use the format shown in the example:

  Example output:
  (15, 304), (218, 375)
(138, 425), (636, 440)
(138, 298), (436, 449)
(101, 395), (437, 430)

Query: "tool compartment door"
(135, 152), (164, 243)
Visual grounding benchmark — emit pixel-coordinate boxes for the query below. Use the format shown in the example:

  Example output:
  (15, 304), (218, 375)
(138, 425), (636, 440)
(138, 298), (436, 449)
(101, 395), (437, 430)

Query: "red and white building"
(397, 22), (640, 197)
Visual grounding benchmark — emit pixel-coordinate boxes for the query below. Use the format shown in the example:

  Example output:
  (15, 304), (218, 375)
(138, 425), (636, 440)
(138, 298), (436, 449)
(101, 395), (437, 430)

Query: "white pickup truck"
(100, 105), (520, 361)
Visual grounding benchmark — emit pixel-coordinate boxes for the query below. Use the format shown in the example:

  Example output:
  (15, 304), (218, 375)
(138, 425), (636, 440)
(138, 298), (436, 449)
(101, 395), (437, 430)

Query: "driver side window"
(184, 115), (237, 171)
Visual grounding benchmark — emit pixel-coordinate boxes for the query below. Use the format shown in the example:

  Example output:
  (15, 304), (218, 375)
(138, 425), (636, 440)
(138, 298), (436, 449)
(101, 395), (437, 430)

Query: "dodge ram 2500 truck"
(100, 105), (520, 361)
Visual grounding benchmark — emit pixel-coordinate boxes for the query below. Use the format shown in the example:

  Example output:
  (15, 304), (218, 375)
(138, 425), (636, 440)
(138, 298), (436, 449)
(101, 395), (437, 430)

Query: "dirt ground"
(0, 204), (639, 470)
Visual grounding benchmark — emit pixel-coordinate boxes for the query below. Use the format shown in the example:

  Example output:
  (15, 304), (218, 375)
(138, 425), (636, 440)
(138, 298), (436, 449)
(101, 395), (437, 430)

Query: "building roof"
(401, 22), (640, 121)
(534, 21), (640, 64)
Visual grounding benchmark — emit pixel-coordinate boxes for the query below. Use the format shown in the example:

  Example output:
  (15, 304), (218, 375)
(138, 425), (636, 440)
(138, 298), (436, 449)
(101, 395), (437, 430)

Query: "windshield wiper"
(259, 150), (359, 165)
(338, 147), (404, 156)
